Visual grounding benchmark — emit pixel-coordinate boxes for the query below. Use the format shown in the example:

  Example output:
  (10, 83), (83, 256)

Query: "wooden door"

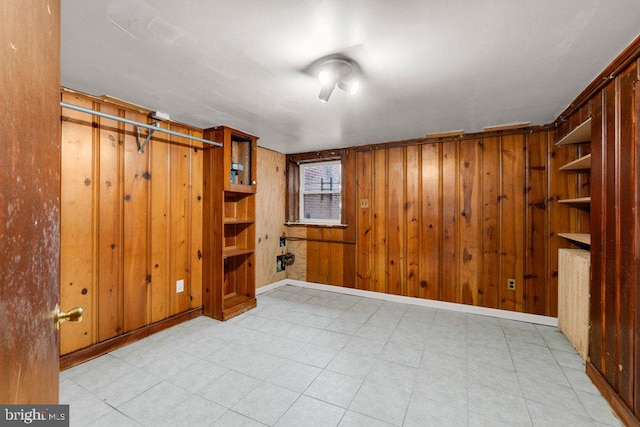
(0, 0), (61, 403)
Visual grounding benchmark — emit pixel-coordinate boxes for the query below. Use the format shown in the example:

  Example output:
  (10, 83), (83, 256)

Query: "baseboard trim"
(60, 307), (203, 370)
(260, 279), (558, 326)
(586, 362), (637, 426)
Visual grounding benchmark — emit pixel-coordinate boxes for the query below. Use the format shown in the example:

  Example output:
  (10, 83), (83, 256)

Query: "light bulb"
(349, 81), (360, 95)
(318, 70), (332, 86)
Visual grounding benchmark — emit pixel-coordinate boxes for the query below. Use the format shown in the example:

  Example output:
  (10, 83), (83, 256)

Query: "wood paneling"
(60, 90), (204, 356)
(255, 148), (287, 288)
(589, 59), (639, 421)
(295, 128), (557, 315)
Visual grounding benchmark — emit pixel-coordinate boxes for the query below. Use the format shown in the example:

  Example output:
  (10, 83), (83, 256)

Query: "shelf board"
(223, 247), (254, 258)
(223, 218), (254, 225)
(559, 233), (591, 246)
(556, 117), (592, 146)
(559, 154), (591, 172)
(558, 197), (591, 209)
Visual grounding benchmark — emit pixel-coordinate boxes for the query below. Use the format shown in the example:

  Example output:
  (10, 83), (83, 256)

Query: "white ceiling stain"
(61, 0), (640, 154)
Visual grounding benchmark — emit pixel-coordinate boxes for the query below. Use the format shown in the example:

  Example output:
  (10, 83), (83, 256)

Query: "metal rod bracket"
(137, 122), (159, 153)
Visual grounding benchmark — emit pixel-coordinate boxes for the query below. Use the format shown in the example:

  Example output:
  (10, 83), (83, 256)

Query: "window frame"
(298, 160), (342, 225)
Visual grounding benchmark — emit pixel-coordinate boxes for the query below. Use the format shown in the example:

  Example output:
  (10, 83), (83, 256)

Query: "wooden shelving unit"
(557, 117), (592, 244)
(556, 116), (591, 361)
(202, 126), (258, 321)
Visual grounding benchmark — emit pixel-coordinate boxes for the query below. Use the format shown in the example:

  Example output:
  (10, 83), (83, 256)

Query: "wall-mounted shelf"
(558, 197), (591, 209)
(559, 154), (591, 172)
(223, 248), (255, 258)
(558, 233), (591, 246)
(223, 218), (255, 225)
(556, 117), (592, 146)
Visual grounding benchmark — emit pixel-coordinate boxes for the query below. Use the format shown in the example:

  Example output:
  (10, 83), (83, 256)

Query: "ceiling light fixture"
(314, 56), (360, 102)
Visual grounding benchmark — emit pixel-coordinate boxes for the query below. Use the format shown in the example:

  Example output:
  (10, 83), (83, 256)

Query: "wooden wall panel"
(97, 105), (123, 341)
(122, 111), (151, 333)
(616, 65), (635, 406)
(441, 141), (459, 303)
(500, 134), (525, 312)
(587, 57), (639, 424)
(372, 149), (388, 294)
(405, 145), (420, 298)
(150, 128), (170, 323)
(481, 137), (500, 308)
(169, 133), (191, 316)
(458, 139), (481, 306)
(589, 91), (605, 371)
(60, 90), (204, 355)
(603, 81), (618, 387)
(386, 147), (405, 295)
(524, 131), (548, 315)
(294, 128), (561, 316)
(190, 138), (203, 308)
(419, 143), (441, 300)
(356, 151), (373, 290)
(255, 147), (287, 289)
(60, 93), (95, 354)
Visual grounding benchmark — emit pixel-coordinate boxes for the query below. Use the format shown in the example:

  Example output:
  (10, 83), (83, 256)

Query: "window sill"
(284, 222), (348, 229)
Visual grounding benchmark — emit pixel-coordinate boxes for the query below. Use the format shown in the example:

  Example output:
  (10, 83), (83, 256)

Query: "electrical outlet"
(176, 279), (184, 293)
(279, 236), (286, 247)
(360, 199), (369, 208)
(507, 278), (516, 291)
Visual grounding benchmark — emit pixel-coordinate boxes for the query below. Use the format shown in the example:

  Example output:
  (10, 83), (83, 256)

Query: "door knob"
(54, 304), (83, 330)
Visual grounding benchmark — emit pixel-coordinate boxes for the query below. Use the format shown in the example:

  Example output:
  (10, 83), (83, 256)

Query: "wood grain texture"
(525, 131), (548, 315)
(60, 93), (95, 354)
(337, 130), (553, 315)
(1, 0), (61, 403)
(481, 137), (500, 309)
(387, 147), (405, 295)
(97, 104), (123, 340)
(419, 143), (441, 300)
(558, 249), (590, 359)
(122, 110), (151, 333)
(60, 91), (204, 355)
(255, 147), (287, 288)
(356, 151), (373, 290)
(587, 58), (640, 424)
(500, 134), (525, 312)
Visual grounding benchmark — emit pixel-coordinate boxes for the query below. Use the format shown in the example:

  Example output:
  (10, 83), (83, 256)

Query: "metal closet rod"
(60, 101), (222, 147)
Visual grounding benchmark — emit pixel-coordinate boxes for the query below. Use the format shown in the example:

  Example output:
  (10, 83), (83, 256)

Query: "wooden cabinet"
(558, 249), (590, 359)
(556, 117), (591, 247)
(202, 126), (258, 321)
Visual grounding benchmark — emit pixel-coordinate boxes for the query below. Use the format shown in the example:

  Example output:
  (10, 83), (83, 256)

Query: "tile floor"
(60, 284), (622, 426)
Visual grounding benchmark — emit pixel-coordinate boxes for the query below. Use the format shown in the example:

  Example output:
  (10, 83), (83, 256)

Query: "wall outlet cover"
(276, 255), (286, 272)
(176, 279), (184, 293)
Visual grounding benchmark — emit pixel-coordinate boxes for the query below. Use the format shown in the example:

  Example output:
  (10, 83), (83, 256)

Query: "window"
(299, 160), (342, 224)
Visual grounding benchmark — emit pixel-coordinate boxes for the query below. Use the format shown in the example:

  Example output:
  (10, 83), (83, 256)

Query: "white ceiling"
(61, 0), (640, 154)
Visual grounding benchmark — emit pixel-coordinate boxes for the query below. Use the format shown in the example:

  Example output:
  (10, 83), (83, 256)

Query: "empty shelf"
(559, 154), (591, 171)
(223, 248), (254, 258)
(223, 218), (254, 225)
(558, 197), (591, 208)
(559, 233), (591, 246)
(556, 117), (592, 146)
